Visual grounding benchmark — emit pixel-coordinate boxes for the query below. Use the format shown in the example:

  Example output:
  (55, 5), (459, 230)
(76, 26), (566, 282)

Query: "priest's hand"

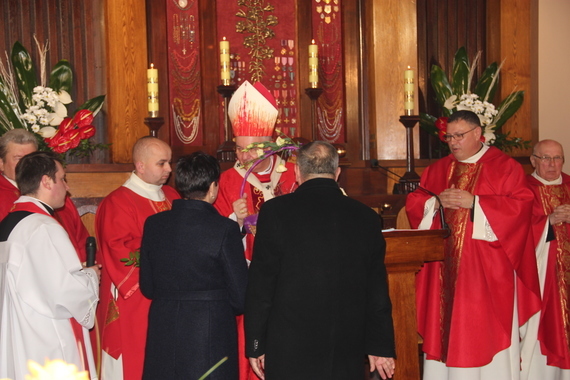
(249, 355), (265, 380)
(84, 263), (102, 283)
(232, 193), (249, 226)
(368, 355), (395, 379)
(550, 204), (570, 225)
(439, 185), (475, 210)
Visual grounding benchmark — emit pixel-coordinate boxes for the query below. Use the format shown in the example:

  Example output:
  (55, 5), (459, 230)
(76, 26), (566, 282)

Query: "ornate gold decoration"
(236, 0), (278, 83)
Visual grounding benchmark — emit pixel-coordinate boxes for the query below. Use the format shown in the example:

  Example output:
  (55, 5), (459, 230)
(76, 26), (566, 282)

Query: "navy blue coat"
(245, 178), (395, 380)
(140, 199), (248, 380)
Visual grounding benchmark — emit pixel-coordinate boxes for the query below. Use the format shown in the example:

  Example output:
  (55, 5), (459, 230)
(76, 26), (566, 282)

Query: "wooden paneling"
(365, 0), (419, 160)
(105, 0), (149, 163)
(487, 0), (536, 155)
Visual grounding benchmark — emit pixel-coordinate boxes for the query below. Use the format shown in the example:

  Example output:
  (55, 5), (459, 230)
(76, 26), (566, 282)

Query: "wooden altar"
(384, 229), (445, 379)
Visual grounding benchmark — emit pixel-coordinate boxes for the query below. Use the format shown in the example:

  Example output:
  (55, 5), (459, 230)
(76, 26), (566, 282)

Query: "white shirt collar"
(122, 171), (165, 202)
(459, 143), (489, 163)
(2, 173), (18, 188)
(531, 170), (562, 185)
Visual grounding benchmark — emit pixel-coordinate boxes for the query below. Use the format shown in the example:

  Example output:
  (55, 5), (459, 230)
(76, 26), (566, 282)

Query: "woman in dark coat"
(140, 152), (248, 380)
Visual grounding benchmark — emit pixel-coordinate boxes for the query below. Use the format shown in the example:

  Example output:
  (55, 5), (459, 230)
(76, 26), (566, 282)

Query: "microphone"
(86, 236), (96, 267)
(372, 160), (451, 237)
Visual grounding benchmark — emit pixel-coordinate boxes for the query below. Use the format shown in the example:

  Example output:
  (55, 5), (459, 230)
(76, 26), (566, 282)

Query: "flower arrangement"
(0, 39), (106, 158)
(0, 359), (89, 380)
(239, 129), (300, 234)
(420, 47), (530, 152)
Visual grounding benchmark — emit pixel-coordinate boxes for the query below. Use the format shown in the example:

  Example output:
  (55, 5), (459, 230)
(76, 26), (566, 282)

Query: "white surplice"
(0, 196), (99, 379)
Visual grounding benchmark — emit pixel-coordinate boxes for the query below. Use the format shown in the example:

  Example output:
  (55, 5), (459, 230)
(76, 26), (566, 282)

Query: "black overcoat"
(140, 199), (248, 380)
(244, 178), (395, 380)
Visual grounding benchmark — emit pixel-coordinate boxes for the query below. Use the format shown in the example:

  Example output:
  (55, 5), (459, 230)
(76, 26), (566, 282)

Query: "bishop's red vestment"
(406, 146), (541, 368)
(214, 156), (296, 380)
(95, 182), (179, 380)
(527, 172), (570, 369)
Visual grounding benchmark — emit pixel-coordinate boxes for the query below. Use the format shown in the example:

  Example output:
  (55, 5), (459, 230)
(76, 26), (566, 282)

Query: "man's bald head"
(132, 137), (173, 186)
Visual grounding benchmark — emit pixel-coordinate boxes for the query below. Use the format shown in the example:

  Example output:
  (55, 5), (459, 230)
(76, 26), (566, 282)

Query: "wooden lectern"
(383, 229), (445, 379)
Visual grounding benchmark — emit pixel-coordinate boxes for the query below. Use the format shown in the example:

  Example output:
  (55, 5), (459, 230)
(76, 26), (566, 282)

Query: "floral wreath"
(0, 38), (106, 159)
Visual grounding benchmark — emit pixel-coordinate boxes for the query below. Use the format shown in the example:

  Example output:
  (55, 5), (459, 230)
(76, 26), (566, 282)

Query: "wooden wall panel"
(105, 0), (149, 163)
(365, 0), (419, 161)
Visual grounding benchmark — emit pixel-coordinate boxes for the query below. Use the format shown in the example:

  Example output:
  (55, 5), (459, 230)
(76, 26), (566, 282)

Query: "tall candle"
(220, 37), (230, 86)
(309, 39), (318, 88)
(404, 66), (414, 115)
(147, 63), (159, 117)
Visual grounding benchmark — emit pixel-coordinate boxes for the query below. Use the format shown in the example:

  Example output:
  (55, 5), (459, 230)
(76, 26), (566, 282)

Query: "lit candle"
(309, 39), (318, 88)
(404, 66), (414, 115)
(220, 37), (230, 86)
(147, 63), (159, 117)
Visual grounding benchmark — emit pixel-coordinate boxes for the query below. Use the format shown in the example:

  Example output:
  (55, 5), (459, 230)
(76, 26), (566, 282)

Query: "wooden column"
(105, 0), (149, 163)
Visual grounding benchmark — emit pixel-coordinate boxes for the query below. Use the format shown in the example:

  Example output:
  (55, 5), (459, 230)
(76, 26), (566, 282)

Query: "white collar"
(122, 172), (165, 202)
(2, 173), (18, 188)
(459, 143), (489, 163)
(531, 171), (562, 185)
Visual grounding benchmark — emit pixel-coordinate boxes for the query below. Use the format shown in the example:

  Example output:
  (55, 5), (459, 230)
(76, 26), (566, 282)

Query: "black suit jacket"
(245, 178), (395, 380)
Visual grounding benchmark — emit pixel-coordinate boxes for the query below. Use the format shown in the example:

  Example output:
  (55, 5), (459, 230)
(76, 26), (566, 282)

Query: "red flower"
(435, 117), (448, 142)
(46, 110), (95, 153)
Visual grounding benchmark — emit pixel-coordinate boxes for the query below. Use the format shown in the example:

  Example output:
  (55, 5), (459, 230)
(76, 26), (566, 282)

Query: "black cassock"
(140, 199), (248, 380)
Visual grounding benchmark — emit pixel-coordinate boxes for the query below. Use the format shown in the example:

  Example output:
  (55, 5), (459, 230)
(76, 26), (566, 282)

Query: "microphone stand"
(372, 160), (451, 238)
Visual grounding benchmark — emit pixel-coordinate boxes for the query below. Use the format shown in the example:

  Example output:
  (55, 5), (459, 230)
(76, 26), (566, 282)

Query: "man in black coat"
(245, 141), (396, 380)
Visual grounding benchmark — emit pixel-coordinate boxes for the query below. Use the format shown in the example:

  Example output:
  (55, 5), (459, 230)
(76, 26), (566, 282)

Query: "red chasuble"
(406, 147), (541, 367)
(527, 173), (570, 368)
(95, 185), (180, 380)
(0, 174), (89, 261)
(214, 158), (296, 380)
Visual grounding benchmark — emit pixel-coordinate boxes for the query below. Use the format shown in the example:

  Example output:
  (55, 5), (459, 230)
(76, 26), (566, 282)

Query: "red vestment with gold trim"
(528, 172), (570, 368)
(214, 158), (296, 380)
(95, 185), (180, 380)
(406, 147), (541, 367)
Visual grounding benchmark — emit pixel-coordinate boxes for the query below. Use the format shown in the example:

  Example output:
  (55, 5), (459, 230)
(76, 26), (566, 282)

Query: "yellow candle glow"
(220, 37), (230, 85)
(147, 63), (159, 117)
(309, 39), (318, 88)
(404, 66), (414, 115)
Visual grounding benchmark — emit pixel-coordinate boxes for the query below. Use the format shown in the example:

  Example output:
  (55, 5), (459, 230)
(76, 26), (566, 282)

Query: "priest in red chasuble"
(523, 139), (570, 379)
(0, 129), (90, 260)
(95, 137), (180, 380)
(214, 80), (297, 380)
(406, 110), (540, 379)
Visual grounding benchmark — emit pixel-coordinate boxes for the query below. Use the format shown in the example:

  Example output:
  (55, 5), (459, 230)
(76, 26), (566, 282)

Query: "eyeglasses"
(532, 155), (564, 163)
(443, 126), (478, 142)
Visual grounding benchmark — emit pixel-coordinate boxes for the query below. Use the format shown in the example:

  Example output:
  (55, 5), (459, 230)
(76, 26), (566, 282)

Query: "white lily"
(57, 90), (72, 104)
(48, 101), (68, 126)
(483, 131), (496, 145)
(38, 126), (57, 138)
(443, 95), (457, 110)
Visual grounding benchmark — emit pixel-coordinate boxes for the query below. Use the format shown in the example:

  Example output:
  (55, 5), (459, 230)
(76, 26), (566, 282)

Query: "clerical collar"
(531, 171), (562, 185)
(2, 173), (18, 188)
(15, 195), (55, 215)
(39, 201), (55, 215)
(460, 143), (489, 163)
(123, 171), (165, 202)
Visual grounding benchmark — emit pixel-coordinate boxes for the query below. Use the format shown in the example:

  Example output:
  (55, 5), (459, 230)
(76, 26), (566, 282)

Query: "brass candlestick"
(304, 87), (323, 141)
(144, 117), (164, 137)
(395, 115), (420, 194)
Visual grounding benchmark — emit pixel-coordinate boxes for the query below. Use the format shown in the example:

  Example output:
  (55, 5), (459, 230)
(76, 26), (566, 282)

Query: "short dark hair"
(447, 110), (482, 127)
(15, 151), (62, 196)
(175, 152), (220, 200)
(297, 141), (338, 179)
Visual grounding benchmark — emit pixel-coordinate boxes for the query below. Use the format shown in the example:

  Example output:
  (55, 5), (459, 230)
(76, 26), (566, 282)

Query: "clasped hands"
(438, 184), (475, 210)
(549, 204), (570, 225)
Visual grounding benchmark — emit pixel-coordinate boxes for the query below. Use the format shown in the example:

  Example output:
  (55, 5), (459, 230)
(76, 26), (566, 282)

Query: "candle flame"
(223, 36), (227, 41)
(407, 65), (411, 69)
(150, 63), (154, 69)
(311, 39), (315, 44)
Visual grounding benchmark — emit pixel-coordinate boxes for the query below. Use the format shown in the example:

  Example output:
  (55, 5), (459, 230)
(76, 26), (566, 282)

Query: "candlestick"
(147, 63), (159, 117)
(220, 37), (230, 86)
(309, 39), (318, 88)
(404, 66), (414, 116)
